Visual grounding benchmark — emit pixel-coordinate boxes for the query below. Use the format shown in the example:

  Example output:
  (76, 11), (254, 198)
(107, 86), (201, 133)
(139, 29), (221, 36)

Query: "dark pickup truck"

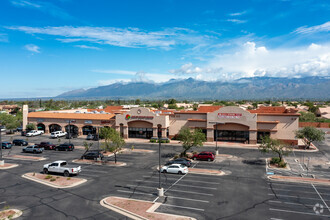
(36, 142), (56, 150)
(55, 143), (74, 151)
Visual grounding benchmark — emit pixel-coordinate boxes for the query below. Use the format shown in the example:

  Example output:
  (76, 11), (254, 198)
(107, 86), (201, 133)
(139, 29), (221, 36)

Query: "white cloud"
(74, 45), (101, 50)
(11, 0), (41, 8)
(24, 44), (40, 53)
(294, 21), (330, 34)
(169, 42), (330, 81)
(226, 19), (247, 24)
(92, 69), (136, 75)
(229, 11), (247, 16)
(7, 26), (210, 50)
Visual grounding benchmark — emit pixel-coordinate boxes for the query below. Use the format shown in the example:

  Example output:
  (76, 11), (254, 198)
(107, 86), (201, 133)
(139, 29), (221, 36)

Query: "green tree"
(168, 104), (177, 109)
(82, 141), (93, 155)
(258, 136), (291, 164)
(192, 103), (198, 111)
(299, 111), (316, 122)
(0, 113), (21, 131)
(295, 127), (325, 149)
(26, 123), (36, 131)
(252, 102), (258, 109)
(101, 127), (125, 163)
(178, 127), (206, 157)
(135, 99), (141, 105)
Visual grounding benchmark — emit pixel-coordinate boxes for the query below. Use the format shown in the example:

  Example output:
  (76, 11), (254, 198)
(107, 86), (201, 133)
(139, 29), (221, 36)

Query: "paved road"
(0, 133), (329, 219)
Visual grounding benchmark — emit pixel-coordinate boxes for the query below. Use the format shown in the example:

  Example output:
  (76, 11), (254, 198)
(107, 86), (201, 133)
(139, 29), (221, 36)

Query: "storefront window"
(128, 127), (153, 139)
(214, 130), (249, 143)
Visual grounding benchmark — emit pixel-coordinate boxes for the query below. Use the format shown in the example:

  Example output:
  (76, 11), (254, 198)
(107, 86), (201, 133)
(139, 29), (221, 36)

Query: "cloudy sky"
(0, 0), (329, 98)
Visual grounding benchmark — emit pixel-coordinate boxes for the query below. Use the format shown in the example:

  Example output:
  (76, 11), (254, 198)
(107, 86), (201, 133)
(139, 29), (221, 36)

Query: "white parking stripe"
(269, 208), (330, 217)
(160, 203), (204, 211)
(268, 193), (330, 201)
(166, 195), (209, 203)
(82, 169), (108, 174)
(268, 187), (330, 196)
(312, 183), (330, 212)
(165, 188), (214, 196)
(142, 176), (220, 185)
(117, 190), (154, 196)
(135, 180), (217, 190)
(269, 182), (330, 190)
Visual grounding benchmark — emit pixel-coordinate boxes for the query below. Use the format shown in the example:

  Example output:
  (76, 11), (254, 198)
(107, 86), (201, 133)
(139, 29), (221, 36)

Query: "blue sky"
(0, 0), (329, 98)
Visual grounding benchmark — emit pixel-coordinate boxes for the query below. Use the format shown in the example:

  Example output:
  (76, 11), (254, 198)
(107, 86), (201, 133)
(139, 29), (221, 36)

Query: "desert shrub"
(278, 161), (287, 168)
(270, 157), (281, 164)
(45, 175), (52, 179)
(173, 154), (179, 159)
(150, 139), (157, 143)
(67, 177), (71, 180)
(50, 178), (56, 182)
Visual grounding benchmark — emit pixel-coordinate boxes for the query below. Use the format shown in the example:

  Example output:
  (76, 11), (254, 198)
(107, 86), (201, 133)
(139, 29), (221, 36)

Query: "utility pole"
(215, 122), (218, 155)
(68, 120), (71, 145)
(0, 120), (3, 165)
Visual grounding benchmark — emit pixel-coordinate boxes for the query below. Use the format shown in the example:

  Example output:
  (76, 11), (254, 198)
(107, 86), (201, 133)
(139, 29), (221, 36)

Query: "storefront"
(116, 107), (169, 139)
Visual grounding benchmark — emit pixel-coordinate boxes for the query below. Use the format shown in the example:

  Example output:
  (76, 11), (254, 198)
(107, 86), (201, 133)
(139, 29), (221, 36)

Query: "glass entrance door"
(214, 130), (249, 143)
(128, 127), (153, 139)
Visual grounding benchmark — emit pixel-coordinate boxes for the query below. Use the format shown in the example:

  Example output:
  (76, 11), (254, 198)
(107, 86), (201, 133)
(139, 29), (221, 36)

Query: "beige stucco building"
(26, 105), (299, 145)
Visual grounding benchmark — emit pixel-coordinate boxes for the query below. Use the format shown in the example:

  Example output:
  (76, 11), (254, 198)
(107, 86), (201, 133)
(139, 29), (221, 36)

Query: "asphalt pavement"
(0, 133), (329, 219)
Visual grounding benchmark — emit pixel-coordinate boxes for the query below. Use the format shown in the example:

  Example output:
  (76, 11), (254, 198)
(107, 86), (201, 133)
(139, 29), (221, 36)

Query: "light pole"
(157, 127), (164, 197)
(0, 120), (3, 165)
(215, 122), (218, 155)
(68, 120), (71, 145)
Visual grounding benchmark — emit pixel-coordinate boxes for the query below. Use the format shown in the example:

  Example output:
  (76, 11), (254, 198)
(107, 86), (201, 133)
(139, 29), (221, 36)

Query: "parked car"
(86, 134), (99, 141)
(26, 130), (44, 137)
(16, 127), (23, 132)
(0, 126), (6, 132)
(55, 143), (74, 151)
(160, 164), (188, 175)
(192, 151), (215, 161)
(50, 131), (67, 138)
(22, 145), (44, 154)
(1, 142), (12, 149)
(36, 142), (56, 150)
(21, 130), (27, 136)
(43, 160), (81, 177)
(66, 133), (78, 139)
(13, 139), (28, 146)
(166, 158), (191, 167)
(81, 151), (104, 160)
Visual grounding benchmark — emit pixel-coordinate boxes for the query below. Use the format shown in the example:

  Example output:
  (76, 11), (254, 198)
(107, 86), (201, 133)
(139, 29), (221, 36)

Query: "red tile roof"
(197, 106), (222, 113)
(248, 106), (299, 114)
(28, 112), (115, 120)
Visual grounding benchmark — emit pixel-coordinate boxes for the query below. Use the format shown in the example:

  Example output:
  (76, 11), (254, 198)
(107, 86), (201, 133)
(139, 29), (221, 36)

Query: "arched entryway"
(128, 121), (153, 139)
(82, 125), (95, 135)
(49, 124), (62, 133)
(65, 124), (79, 137)
(214, 123), (249, 143)
(37, 123), (45, 132)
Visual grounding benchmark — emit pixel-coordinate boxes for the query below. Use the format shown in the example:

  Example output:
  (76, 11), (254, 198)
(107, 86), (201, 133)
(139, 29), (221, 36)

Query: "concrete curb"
(22, 173), (87, 189)
(267, 175), (330, 186)
(266, 158), (291, 171)
(100, 198), (148, 220)
(100, 196), (197, 220)
(189, 169), (226, 176)
(3, 155), (47, 161)
(0, 209), (23, 219)
(0, 163), (19, 170)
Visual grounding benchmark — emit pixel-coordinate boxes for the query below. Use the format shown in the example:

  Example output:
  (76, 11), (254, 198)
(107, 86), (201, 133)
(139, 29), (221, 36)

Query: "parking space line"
(82, 169), (108, 174)
(166, 195), (209, 203)
(135, 180), (217, 190)
(117, 190), (154, 196)
(164, 173), (187, 194)
(270, 218), (284, 220)
(268, 181), (330, 190)
(160, 203), (204, 211)
(312, 183), (330, 212)
(268, 193), (330, 201)
(142, 175), (220, 185)
(165, 188), (214, 196)
(268, 187), (330, 196)
(269, 208), (330, 217)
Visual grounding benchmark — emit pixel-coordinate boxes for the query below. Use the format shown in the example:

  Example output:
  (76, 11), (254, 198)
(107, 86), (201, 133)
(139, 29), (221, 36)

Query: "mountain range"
(57, 76), (330, 100)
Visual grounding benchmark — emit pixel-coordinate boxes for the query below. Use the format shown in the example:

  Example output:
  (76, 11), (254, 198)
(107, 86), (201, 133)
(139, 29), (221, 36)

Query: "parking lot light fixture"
(0, 120), (3, 165)
(157, 129), (164, 197)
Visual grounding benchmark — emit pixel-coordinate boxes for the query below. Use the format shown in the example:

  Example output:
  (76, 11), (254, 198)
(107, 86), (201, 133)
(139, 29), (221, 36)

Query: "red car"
(192, 151), (215, 161)
(36, 142), (57, 150)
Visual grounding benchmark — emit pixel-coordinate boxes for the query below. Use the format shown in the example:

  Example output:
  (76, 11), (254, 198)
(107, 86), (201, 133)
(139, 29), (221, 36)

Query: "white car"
(50, 131), (67, 138)
(160, 164), (188, 175)
(26, 130), (44, 137)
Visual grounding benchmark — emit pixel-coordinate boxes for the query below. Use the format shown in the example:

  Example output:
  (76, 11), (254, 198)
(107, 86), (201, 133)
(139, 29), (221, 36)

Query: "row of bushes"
(150, 139), (170, 143)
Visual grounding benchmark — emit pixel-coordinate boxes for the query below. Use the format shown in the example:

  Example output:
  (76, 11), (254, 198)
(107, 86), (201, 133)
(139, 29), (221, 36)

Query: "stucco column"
(22, 105), (28, 131)
(206, 129), (214, 142)
(153, 128), (157, 137)
(123, 127), (128, 139)
(162, 128), (167, 138)
(249, 131), (257, 144)
(78, 127), (83, 135)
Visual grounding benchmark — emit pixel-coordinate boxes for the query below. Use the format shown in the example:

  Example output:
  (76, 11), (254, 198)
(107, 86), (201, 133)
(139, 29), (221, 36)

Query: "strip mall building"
(26, 105), (300, 145)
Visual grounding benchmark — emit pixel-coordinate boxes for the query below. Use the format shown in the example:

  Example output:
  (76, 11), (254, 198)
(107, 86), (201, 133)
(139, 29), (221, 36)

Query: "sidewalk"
(269, 175), (330, 186)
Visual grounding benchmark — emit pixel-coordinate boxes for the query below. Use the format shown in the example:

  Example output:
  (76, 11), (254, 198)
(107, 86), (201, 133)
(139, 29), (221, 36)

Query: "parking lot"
(0, 133), (329, 219)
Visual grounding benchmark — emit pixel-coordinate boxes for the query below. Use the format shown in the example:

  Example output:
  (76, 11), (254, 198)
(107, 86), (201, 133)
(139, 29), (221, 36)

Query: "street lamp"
(209, 121), (224, 155)
(0, 120), (3, 166)
(157, 127), (164, 197)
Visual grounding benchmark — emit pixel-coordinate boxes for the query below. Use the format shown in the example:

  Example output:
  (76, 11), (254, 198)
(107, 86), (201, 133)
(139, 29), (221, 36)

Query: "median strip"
(268, 175), (330, 186)
(22, 173), (87, 188)
(100, 196), (196, 220)
(72, 159), (126, 166)
(0, 163), (19, 170)
(3, 155), (47, 161)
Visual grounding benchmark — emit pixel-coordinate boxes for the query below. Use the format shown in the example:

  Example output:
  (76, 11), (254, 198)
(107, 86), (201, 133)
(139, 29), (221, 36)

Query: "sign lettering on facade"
(217, 113), (242, 119)
(101, 120), (111, 124)
(85, 120), (93, 124)
(37, 119), (44, 122)
(125, 114), (154, 120)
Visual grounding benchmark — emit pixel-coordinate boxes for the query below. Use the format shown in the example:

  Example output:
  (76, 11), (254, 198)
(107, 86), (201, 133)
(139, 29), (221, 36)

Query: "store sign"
(37, 119), (44, 122)
(125, 114), (153, 120)
(66, 120), (76, 123)
(85, 120), (93, 124)
(101, 120), (111, 124)
(218, 113), (242, 119)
